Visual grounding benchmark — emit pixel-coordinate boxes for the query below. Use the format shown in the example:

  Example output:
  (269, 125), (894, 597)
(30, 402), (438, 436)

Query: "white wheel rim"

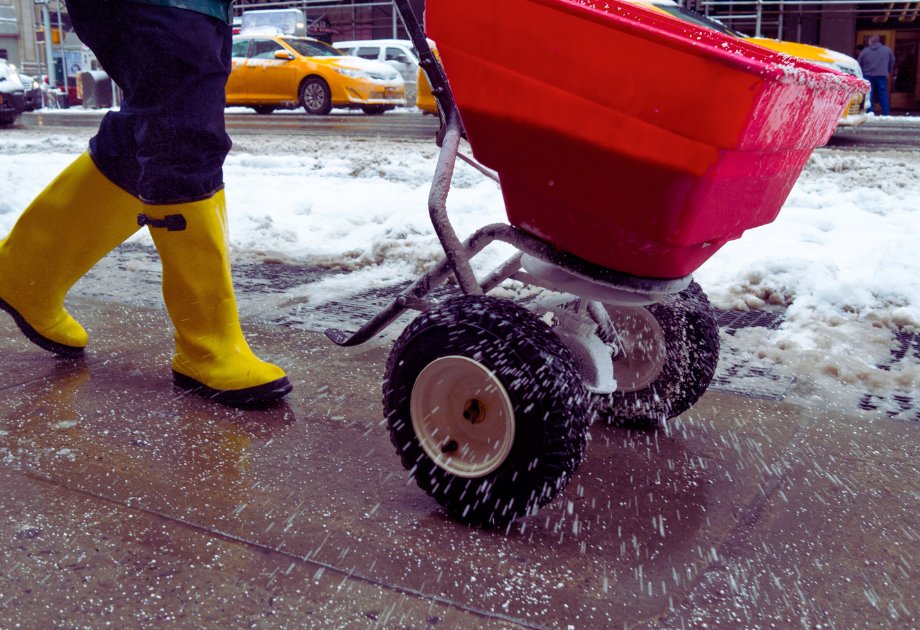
(410, 356), (515, 479)
(606, 305), (667, 392)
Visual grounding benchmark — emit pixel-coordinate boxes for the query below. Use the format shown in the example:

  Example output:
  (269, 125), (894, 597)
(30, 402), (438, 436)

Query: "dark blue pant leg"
(866, 76), (890, 116)
(65, 0), (232, 203)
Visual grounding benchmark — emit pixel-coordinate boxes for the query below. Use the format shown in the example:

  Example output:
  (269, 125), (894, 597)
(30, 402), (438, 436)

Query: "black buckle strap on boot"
(137, 214), (187, 231)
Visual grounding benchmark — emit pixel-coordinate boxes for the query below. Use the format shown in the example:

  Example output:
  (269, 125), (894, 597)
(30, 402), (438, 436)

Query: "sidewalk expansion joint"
(14, 469), (552, 630)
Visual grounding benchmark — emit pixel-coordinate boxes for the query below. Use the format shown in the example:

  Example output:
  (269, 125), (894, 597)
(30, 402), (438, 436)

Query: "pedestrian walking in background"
(858, 34), (896, 116)
(0, 0), (293, 406)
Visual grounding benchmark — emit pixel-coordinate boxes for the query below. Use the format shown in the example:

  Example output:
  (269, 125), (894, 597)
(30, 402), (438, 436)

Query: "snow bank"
(2, 130), (920, 407)
(699, 150), (920, 325)
(221, 141), (513, 280)
(696, 148), (920, 404)
(0, 133), (513, 301)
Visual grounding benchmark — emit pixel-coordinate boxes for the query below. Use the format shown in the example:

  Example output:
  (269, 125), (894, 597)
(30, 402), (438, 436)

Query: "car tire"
(299, 77), (332, 116)
(252, 105), (275, 115)
(361, 104), (387, 115)
(594, 281), (720, 426)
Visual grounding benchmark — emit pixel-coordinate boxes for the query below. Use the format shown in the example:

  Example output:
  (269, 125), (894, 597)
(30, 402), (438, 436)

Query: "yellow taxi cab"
(632, 0), (869, 126)
(416, 39), (440, 115)
(417, 0), (867, 126)
(227, 32), (406, 115)
(745, 38), (868, 126)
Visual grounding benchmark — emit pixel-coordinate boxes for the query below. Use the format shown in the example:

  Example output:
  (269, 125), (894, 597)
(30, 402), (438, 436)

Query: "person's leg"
(0, 152), (143, 356)
(65, 0), (143, 195)
(867, 76), (888, 115)
(70, 2), (231, 201)
(0, 1), (145, 356)
(72, 3), (290, 404)
(68, 0), (232, 199)
(876, 76), (891, 115)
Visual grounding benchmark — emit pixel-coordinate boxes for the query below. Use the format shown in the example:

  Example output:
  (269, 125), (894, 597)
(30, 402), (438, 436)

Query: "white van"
(334, 39), (418, 104)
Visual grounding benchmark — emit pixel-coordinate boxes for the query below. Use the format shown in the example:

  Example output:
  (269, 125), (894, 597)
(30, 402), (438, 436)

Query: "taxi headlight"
(32, 80), (40, 89)
(366, 69), (399, 82)
(335, 67), (368, 80)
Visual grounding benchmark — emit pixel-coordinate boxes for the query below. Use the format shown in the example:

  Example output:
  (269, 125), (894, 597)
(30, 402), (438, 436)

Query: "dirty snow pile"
(0, 132), (513, 289)
(2, 129), (920, 407)
(222, 138), (513, 280)
(695, 147), (920, 406)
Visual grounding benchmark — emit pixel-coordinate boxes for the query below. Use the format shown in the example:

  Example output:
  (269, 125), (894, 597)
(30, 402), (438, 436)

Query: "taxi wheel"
(300, 77), (332, 116)
(252, 105), (275, 115)
(361, 104), (387, 115)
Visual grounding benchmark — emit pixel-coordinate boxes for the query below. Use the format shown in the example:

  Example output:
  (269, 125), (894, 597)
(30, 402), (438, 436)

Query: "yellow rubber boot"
(143, 189), (292, 406)
(0, 152), (142, 357)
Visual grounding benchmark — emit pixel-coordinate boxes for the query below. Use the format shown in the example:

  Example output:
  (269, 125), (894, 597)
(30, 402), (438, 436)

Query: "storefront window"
(894, 34), (919, 95)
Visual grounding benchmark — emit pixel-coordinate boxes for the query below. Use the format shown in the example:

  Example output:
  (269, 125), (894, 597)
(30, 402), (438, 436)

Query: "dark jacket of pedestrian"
(858, 42), (895, 77)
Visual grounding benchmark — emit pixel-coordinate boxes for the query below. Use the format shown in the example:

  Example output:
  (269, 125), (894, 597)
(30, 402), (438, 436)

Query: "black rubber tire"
(595, 281), (720, 426)
(361, 104), (387, 115)
(252, 105), (275, 115)
(299, 77), (332, 116)
(383, 295), (590, 526)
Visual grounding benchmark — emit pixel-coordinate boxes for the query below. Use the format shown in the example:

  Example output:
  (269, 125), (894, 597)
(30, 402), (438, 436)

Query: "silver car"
(334, 39), (418, 105)
(18, 71), (42, 112)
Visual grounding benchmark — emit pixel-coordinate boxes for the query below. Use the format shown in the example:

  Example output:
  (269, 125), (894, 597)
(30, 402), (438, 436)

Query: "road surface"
(826, 115), (920, 151)
(17, 108), (442, 141)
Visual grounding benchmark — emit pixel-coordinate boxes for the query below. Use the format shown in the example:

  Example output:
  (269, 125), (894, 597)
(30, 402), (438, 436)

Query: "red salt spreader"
(325, 0), (868, 525)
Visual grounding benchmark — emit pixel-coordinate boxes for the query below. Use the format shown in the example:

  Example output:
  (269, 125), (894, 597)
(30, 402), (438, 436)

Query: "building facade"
(0, 0), (82, 83)
(3, 0), (916, 110)
(3, 0), (426, 75)
(232, 0), (426, 44)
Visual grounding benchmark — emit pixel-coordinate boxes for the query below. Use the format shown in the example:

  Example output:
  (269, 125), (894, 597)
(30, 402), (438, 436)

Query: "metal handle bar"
(325, 221), (691, 347)
(392, 0), (482, 295)
(325, 0), (690, 348)
(393, 0), (460, 135)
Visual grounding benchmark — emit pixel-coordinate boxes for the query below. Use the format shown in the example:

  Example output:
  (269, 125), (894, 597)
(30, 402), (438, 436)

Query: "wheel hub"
(410, 356), (515, 478)
(305, 85), (324, 108)
(605, 305), (667, 392)
(463, 399), (484, 424)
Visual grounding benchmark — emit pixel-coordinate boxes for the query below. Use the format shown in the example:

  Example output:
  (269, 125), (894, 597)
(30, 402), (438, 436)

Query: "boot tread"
(172, 370), (293, 407)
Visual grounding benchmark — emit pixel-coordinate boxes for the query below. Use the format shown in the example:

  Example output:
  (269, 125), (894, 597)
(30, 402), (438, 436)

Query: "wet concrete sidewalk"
(1, 293), (919, 629)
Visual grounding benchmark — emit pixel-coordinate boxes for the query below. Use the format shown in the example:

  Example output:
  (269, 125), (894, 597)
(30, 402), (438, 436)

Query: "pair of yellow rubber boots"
(0, 153), (292, 406)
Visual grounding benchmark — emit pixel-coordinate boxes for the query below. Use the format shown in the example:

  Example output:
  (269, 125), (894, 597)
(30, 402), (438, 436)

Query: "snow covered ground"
(2, 126), (920, 412)
(697, 147), (920, 408)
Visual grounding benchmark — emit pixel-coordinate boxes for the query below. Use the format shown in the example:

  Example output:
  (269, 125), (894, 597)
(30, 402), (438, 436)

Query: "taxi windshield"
(281, 38), (344, 58)
(655, 5), (744, 37)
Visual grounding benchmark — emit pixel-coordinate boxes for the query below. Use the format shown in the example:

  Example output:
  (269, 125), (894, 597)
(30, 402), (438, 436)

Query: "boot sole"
(0, 296), (85, 358)
(173, 370), (294, 407)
